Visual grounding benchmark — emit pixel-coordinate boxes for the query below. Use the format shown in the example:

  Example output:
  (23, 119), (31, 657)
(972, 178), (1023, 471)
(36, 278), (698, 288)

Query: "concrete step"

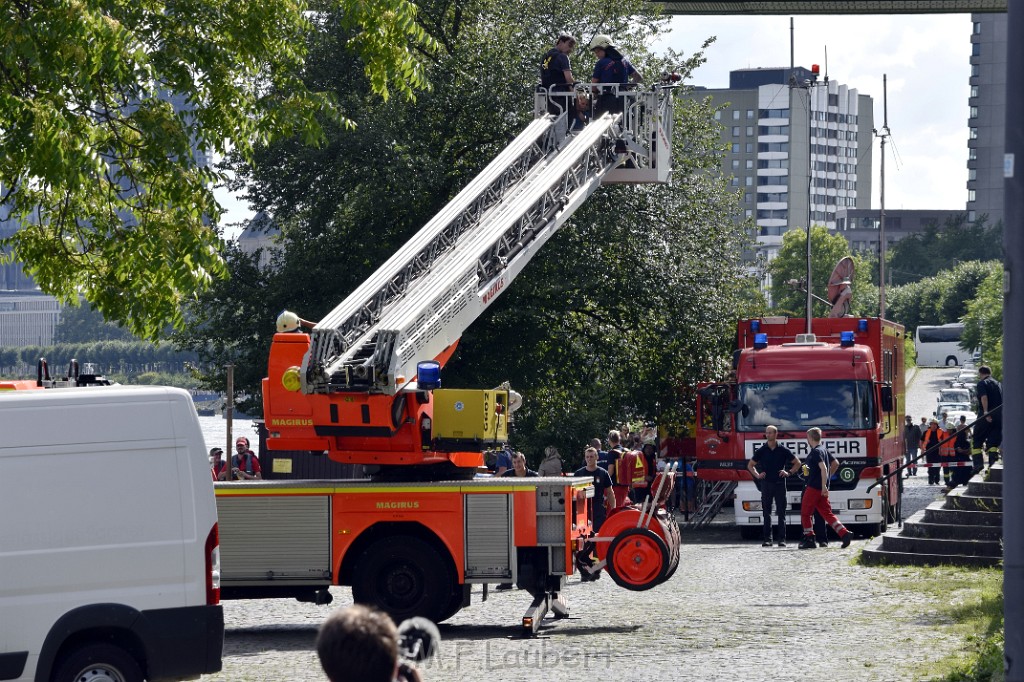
(861, 541), (1002, 568)
(966, 480), (1002, 497)
(988, 463), (1003, 483)
(923, 500), (1002, 526)
(901, 510), (1002, 541)
(943, 488), (1002, 513)
(879, 534), (1002, 557)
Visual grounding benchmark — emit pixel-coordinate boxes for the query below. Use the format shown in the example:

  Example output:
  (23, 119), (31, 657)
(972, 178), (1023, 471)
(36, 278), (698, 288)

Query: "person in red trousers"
(798, 427), (853, 550)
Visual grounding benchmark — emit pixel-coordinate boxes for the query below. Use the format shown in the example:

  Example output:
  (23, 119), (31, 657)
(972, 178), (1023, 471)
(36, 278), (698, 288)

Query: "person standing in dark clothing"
(947, 420), (974, 491)
(748, 426), (801, 547)
(540, 33), (583, 129)
(588, 34), (642, 117)
(903, 415), (921, 477)
(798, 428), (853, 549)
(501, 451), (539, 478)
(920, 419), (944, 485)
(575, 447), (616, 531)
(973, 365), (1003, 469)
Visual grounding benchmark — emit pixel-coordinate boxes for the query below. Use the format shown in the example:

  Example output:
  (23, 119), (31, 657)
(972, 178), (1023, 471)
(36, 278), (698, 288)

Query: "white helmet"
(276, 310), (301, 333)
(589, 34), (615, 50)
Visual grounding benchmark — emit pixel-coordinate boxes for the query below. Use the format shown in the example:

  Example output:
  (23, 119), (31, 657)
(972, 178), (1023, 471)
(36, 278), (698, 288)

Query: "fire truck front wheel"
(351, 535), (457, 623)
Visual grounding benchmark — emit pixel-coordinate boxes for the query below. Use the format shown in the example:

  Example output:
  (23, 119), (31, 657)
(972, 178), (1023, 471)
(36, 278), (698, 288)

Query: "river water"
(197, 414), (260, 456)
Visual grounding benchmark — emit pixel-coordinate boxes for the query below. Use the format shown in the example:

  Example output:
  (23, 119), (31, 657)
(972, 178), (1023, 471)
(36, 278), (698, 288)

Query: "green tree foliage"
(54, 303), (136, 343)
(176, 0), (757, 459)
(885, 260), (999, 338)
(0, 341), (197, 377)
(0, 0), (433, 341)
(767, 226), (874, 317)
(961, 266), (1003, 377)
(887, 215), (1001, 285)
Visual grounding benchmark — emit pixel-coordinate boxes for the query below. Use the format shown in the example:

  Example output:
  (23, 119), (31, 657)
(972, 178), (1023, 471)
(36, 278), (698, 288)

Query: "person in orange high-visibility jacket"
(920, 419), (945, 486)
(939, 426), (956, 488)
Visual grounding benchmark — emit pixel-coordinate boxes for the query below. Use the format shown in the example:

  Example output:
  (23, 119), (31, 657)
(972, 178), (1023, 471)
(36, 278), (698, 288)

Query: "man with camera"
(317, 605), (434, 682)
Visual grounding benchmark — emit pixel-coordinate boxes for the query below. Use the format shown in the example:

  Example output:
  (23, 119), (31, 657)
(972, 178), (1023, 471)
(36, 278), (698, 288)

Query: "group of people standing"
(748, 426), (854, 550)
(209, 436), (262, 481)
(902, 365), (1003, 490)
(539, 31), (643, 131)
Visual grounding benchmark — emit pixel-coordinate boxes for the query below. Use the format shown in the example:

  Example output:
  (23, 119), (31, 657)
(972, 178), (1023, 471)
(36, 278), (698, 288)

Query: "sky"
(656, 12), (973, 212)
(216, 12), (974, 230)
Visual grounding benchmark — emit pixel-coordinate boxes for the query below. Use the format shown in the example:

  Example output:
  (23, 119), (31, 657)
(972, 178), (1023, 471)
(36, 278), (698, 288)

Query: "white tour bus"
(915, 323), (974, 367)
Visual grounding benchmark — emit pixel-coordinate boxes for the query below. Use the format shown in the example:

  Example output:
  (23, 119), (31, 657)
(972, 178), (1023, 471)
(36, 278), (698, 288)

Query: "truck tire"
(52, 642), (143, 682)
(352, 535), (455, 623)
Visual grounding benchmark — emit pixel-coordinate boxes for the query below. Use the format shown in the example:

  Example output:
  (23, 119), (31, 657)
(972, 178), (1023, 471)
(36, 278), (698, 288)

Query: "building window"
(732, 126), (741, 136)
(972, 43), (981, 57)
(972, 64), (980, 77)
(714, 111), (722, 120)
(969, 169), (978, 181)
(969, 148), (978, 160)
(733, 110), (741, 120)
(968, 189), (977, 202)
(745, 159), (754, 169)
(732, 159), (740, 170)
(745, 176), (753, 186)
(971, 85), (979, 98)
(746, 110), (755, 119)
(974, 21), (981, 34)
(745, 143), (754, 153)
(828, 94), (839, 107)
(970, 106), (978, 119)
(968, 210), (976, 221)
(732, 143), (741, 152)
(746, 126), (754, 136)
(970, 127), (978, 140)
(745, 209), (753, 218)
(731, 177), (740, 187)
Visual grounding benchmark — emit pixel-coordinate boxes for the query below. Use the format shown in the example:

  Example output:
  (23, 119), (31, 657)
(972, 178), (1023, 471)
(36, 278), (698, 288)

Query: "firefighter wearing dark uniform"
(798, 428), (853, 550)
(540, 33), (581, 128)
(973, 366), (1002, 470)
(748, 426), (801, 547)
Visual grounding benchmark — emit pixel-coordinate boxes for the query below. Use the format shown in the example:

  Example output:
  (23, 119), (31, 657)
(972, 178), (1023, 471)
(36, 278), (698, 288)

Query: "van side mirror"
(880, 385), (893, 412)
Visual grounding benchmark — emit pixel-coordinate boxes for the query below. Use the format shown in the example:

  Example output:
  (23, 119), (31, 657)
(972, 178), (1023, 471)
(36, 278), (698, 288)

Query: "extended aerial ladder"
(263, 81), (680, 474)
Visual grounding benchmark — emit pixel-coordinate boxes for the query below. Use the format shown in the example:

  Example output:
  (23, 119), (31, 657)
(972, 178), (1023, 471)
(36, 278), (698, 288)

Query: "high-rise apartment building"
(689, 68), (873, 260)
(967, 12), (1007, 225)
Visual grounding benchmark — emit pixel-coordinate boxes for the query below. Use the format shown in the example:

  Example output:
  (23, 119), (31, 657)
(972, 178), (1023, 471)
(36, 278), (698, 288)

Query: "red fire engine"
(695, 316), (905, 539)
(217, 81), (684, 632)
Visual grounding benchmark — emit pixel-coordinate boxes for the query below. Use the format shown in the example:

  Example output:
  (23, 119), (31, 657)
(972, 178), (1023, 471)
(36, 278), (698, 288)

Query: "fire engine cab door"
(698, 384), (735, 433)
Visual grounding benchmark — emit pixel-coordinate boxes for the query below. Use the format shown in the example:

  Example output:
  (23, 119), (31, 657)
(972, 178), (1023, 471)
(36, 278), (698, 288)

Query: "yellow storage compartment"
(431, 389), (509, 449)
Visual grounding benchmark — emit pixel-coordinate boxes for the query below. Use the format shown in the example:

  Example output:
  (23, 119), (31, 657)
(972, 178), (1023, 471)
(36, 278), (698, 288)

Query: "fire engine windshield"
(735, 380), (875, 432)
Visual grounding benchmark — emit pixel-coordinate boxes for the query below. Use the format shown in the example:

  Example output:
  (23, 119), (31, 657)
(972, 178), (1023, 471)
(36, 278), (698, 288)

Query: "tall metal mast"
(876, 74), (891, 318)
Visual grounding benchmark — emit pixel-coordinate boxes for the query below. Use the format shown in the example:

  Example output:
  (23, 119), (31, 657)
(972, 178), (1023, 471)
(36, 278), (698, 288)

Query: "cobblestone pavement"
(206, 368), (971, 682)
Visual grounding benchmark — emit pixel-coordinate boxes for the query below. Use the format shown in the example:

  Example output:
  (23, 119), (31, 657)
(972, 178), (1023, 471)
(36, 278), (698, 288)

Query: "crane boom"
(264, 83), (679, 471)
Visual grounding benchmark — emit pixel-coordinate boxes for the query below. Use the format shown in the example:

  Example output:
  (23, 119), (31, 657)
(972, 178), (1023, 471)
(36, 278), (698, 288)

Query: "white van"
(0, 386), (223, 682)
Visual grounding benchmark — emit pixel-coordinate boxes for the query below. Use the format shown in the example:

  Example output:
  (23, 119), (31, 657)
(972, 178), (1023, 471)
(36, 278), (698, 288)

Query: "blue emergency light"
(750, 320), (761, 333)
(858, 319), (868, 333)
(753, 333), (768, 349)
(840, 331), (855, 347)
(417, 361), (442, 389)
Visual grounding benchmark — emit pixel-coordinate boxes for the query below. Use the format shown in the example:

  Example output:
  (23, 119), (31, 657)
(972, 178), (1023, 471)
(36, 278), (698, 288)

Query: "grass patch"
(877, 565), (1003, 681)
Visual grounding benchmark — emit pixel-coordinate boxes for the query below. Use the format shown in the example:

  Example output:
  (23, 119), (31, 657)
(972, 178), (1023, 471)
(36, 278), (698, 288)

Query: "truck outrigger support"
(521, 590), (570, 636)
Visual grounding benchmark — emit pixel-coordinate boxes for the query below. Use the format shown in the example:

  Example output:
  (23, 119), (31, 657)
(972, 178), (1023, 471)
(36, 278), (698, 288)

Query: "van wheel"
(945, 356), (958, 367)
(52, 642), (143, 682)
(352, 535), (454, 623)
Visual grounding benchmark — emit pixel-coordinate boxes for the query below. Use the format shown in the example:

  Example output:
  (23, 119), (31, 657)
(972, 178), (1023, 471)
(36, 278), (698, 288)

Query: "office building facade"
(693, 68), (874, 260)
(967, 12), (1007, 225)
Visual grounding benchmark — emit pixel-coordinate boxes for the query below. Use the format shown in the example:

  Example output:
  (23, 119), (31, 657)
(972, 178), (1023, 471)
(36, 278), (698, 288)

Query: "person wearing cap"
(210, 447), (228, 481)
(920, 418), (945, 485)
(230, 436), (262, 480)
(588, 34), (642, 117)
(540, 33), (584, 130)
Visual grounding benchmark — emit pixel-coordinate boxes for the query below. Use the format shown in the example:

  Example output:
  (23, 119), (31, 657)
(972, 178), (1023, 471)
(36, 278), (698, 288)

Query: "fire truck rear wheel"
(352, 535), (456, 623)
(606, 528), (669, 591)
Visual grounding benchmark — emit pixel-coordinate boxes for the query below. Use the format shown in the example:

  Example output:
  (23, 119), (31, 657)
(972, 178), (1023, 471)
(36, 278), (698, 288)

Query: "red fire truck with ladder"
(214, 80), (684, 633)
(693, 262), (905, 540)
